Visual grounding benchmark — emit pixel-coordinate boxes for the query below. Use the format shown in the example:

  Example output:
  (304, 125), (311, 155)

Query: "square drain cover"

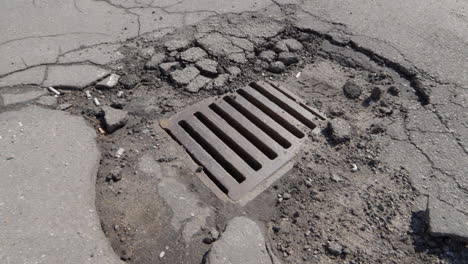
(161, 81), (325, 201)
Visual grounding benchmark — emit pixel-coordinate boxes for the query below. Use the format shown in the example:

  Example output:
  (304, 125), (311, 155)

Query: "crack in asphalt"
(0, 32), (113, 47)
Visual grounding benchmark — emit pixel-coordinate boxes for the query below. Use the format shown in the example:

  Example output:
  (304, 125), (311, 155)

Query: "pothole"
(42, 11), (466, 264)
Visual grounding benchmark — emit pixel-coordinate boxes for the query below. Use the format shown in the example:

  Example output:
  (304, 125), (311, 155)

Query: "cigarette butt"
(296, 72), (301, 78)
(93, 97), (100, 106)
(98, 127), (105, 134)
(85, 90), (91, 99)
(48, 87), (61, 95)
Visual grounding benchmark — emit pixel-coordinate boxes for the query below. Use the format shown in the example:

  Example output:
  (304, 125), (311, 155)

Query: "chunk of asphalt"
(0, 85), (47, 106)
(0, 106), (123, 263)
(278, 52), (299, 66)
(144, 53), (167, 70)
(206, 74), (229, 91)
(226, 66), (241, 77)
(96, 73), (121, 89)
(180, 47), (207, 62)
(119, 74), (139, 90)
(159, 62), (180, 75)
(170, 66), (200, 86)
(164, 38), (191, 51)
(328, 118), (351, 143)
(102, 106), (128, 133)
(342, 80), (362, 99)
(42, 65), (110, 90)
(268, 61), (286, 73)
(273, 40), (289, 53)
(185, 75), (211, 93)
(283, 38), (304, 52)
(228, 52), (247, 63)
(195, 59), (218, 76)
(259, 50), (277, 62)
(206, 217), (272, 264)
(427, 196), (468, 242)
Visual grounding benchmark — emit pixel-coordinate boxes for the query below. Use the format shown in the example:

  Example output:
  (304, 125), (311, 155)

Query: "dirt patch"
(53, 12), (466, 264)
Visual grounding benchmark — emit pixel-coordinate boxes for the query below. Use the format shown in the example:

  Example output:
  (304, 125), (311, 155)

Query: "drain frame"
(161, 81), (325, 202)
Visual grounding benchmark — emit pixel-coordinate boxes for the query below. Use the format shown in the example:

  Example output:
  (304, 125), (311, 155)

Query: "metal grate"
(161, 81), (326, 201)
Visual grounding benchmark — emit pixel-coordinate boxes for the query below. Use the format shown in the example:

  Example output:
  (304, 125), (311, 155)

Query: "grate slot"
(194, 111), (262, 171)
(238, 88), (305, 139)
(250, 82), (317, 130)
(213, 101), (285, 158)
(223, 95), (292, 149)
(269, 82), (326, 121)
(178, 120), (246, 183)
(204, 105), (276, 162)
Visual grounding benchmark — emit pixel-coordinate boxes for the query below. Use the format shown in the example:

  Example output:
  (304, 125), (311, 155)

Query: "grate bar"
(229, 94), (298, 146)
(214, 100), (285, 157)
(199, 107), (271, 165)
(170, 122), (242, 198)
(240, 86), (306, 138)
(251, 81), (318, 129)
(185, 118), (256, 179)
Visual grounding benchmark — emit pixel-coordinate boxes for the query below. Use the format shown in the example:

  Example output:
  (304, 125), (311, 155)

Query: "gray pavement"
(0, 0), (467, 262)
(0, 106), (122, 264)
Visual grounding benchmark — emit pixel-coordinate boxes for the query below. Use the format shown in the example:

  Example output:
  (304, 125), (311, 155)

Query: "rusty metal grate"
(160, 81), (326, 201)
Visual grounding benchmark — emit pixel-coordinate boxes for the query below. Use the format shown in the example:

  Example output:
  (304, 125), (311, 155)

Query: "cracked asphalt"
(0, 0), (467, 263)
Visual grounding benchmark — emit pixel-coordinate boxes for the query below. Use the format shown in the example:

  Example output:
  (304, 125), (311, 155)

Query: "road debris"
(115, 147), (125, 158)
(48, 87), (60, 96)
(85, 90), (91, 99)
(93, 97), (100, 106)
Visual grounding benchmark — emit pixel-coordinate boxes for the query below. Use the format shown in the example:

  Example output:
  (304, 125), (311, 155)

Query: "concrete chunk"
(186, 75), (211, 93)
(96, 73), (121, 89)
(428, 196), (468, 242)
(43, 65), (110, 90)
(102, 106), (128, 133)
(206, 217), (272, 264)
(180, 47), (207, 62)
(170, 66), (200, 86)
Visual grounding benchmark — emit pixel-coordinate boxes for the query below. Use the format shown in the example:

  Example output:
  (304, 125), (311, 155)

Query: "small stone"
(195, 59), (218, 76)
(282, 192), (291, 200)
(164, 39), (191, 51)
(342, 80), (362, 99)
(185, 75), (211, 93)
(144, 53), (166, 70)
(170, 66), (200, 86)
(159, 62), (180, 75)
(283, 38), (304, 52)
(106, 168), (122, 182)
(110, 96), (126, 109)
(278, 52), (299, 65)
(369, 86), (384, 101)
(388, 85), (400, 96)
(326, 242), (343, 256)
(328, 118), (351, 143)
(180, 47), (207, 62)
(119, 74), (139, 90)
(210, 228), (220, 240)
(57, 103), (72, 110)
(273, 41), (289, 53)
(330, 173), (342, 182)
(96, 73), (121, 89)
(102, 106), (128, 133)
(259, 50), (277, 62)
(206, 74), (229, 91)
(268, 61), (286, 73)
(139, 46), (155, 58)
(227, 66), (241, 77)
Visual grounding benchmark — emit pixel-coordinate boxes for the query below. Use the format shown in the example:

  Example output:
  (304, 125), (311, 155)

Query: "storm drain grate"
(161, 81), (326, 201)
